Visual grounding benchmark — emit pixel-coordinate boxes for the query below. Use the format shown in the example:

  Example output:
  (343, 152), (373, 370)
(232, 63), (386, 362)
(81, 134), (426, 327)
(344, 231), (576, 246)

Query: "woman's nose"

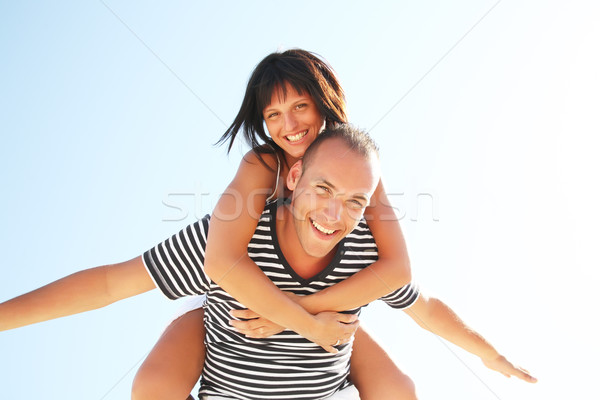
(284, 112), (298, 131)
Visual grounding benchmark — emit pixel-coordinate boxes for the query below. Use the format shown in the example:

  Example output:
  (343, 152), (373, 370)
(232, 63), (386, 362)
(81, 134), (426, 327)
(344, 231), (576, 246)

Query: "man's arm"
(0, 256), (155, 331)
(404, 292), (537, 383)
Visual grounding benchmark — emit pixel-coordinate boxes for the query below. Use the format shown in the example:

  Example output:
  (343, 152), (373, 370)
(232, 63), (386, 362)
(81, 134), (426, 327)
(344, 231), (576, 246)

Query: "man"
(141, 125), (420, 399)
(0, 125), (534, 399)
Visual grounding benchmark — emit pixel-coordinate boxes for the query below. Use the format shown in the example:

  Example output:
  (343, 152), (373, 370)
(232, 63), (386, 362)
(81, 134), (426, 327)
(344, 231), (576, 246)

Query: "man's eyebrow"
(314, 178), (336, 190)
(315, 178), (370, 203)
(352, 193), (370, 203)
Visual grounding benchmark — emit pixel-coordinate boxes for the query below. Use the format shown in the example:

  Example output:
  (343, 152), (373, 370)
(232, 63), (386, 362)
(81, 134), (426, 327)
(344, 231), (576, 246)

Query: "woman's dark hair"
(217, 49), (348, 160)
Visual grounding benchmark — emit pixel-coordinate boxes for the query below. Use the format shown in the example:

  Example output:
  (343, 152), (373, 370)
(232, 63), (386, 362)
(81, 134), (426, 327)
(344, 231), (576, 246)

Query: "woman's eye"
(267, 112), (279, 119)
(295, 103), (307, 110)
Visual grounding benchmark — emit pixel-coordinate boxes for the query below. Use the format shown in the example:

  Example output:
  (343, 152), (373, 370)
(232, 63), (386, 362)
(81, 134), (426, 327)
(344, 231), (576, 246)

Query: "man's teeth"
(312, 220), (335, 235)
(286, 130), (308, 143)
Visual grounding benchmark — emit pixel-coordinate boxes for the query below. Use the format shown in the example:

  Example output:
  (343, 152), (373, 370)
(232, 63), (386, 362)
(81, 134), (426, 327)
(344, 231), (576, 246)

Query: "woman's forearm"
(208, 253), (357, 352)
(298, 258), (411, 314)
(208, 253), (318, 334)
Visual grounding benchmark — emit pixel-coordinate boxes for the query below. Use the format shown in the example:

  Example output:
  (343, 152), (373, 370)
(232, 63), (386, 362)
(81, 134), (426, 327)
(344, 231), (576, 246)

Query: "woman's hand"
(308, 311), (359, 353)
(230, 309), (358, 353)
(230, 309), (285, 338)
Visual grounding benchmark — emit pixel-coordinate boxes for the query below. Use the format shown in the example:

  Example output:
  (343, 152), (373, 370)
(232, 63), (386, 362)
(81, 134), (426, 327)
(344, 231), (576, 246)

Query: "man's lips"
(310, 218), (337, 236)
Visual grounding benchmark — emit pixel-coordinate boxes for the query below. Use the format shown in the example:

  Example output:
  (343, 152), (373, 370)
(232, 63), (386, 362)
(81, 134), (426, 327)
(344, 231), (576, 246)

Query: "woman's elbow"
(203, 250), (243, 282)
(203, 252), (222, 281)
(385, 257), (412, 289)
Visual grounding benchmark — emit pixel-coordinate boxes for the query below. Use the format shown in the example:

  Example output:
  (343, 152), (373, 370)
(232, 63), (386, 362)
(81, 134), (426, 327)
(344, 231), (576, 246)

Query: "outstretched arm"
(0, 256), (154, 331)
(299, 179), (412, 313)
(405, 292), (537, 383)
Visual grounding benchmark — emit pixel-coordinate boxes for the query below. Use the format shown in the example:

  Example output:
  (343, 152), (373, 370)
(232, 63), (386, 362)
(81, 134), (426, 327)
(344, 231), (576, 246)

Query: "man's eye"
(316, 185), (331, 194)
(348, 200), (365, 209)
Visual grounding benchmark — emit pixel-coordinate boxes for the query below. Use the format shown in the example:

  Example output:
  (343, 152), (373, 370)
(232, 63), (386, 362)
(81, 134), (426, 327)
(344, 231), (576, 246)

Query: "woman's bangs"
(256, 70), (312, 113)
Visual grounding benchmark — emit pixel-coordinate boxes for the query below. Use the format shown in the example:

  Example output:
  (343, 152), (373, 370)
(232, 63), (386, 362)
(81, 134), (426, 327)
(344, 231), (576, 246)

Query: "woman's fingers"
(336, 313), (359, 324)
(230, 308), (260, 320)
(229, 309), (284, 338)
(230, 309), (360, 346)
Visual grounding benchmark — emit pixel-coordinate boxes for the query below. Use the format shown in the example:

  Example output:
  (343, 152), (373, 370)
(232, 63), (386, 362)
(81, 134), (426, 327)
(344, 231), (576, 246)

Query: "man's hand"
(230, 309), (358, 354)
(482, 354), (537, 383)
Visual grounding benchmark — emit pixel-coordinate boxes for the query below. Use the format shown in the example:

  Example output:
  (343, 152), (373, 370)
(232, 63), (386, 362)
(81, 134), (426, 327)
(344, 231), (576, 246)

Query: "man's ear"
(287, 159), (303, 191)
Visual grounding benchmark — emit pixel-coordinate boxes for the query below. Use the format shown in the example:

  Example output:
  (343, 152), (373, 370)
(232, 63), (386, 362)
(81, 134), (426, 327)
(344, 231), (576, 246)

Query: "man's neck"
(275, 204), (337, 280)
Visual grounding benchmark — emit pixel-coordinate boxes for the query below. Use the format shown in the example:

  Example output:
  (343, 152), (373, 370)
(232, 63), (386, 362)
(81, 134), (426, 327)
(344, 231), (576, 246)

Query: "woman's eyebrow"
(292, 96), (311, 103)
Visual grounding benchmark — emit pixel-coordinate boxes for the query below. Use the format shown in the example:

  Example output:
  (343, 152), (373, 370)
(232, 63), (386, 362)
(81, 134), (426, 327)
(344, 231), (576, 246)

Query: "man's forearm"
(0, 256), (154, 331)
(0, 267), (114, 331)
(406, 295), (499, 360)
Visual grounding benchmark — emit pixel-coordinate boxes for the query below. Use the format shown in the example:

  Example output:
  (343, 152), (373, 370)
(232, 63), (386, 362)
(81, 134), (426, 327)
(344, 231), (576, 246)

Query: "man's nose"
(284, 112), (298, 131)
(323, 198), (343, 222)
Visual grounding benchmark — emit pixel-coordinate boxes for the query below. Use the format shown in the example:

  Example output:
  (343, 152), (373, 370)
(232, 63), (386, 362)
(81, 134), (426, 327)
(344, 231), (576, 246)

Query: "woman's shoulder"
(230, 147), (278, 187)
(236, 147), (288, 200)
(241, 146), (280, 171)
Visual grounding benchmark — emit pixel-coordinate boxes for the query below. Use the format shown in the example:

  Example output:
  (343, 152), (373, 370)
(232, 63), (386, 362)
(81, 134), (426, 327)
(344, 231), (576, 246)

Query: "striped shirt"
(143, 201), (419, 400)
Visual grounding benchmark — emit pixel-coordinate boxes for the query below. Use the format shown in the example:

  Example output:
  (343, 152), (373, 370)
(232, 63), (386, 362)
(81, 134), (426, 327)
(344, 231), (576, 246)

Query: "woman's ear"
(287, 160), (303, 191)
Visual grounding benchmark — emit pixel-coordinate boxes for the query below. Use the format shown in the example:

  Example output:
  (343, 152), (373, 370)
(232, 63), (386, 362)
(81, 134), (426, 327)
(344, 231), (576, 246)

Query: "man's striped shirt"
(143, 201), (419, 400)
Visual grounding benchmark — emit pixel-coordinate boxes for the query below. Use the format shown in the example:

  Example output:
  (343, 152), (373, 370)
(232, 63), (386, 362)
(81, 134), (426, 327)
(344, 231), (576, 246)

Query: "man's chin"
(304, 245), (337, 259)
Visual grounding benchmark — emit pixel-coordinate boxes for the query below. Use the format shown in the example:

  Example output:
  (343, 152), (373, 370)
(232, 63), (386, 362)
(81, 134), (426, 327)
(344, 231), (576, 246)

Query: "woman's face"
(263, 82), (325, 161)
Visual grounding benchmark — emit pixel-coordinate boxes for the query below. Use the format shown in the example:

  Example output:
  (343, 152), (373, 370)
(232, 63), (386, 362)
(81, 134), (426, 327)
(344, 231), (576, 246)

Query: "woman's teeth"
(286, 130), (308, 143)
(312, 219), (335, 235)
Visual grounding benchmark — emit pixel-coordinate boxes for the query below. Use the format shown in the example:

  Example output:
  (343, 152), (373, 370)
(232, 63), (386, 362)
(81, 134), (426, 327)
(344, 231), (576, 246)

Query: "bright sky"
(1, 1), (599, 399)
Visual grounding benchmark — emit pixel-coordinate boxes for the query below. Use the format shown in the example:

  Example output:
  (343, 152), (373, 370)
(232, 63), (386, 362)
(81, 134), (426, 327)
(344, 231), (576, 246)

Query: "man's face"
(286, 138), (380, 258)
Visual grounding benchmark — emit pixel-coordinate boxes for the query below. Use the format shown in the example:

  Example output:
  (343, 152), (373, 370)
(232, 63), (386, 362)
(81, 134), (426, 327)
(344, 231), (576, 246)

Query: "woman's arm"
(0, 256), (154, 331)
(298, 179), (412, 313)
(203, 152), (353, 352)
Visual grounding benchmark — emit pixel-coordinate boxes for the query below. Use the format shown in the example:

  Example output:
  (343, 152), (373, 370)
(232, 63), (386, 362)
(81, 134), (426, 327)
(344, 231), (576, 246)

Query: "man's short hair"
(301, 124), (379, 173)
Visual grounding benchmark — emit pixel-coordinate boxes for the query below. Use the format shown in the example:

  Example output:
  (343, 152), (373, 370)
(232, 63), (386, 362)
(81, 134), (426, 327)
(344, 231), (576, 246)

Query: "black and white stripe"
(143, 202), (419, 400)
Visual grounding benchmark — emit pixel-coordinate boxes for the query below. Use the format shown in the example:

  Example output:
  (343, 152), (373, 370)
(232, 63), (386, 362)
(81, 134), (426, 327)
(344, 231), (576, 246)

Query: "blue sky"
(1, 1), (599, 399)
